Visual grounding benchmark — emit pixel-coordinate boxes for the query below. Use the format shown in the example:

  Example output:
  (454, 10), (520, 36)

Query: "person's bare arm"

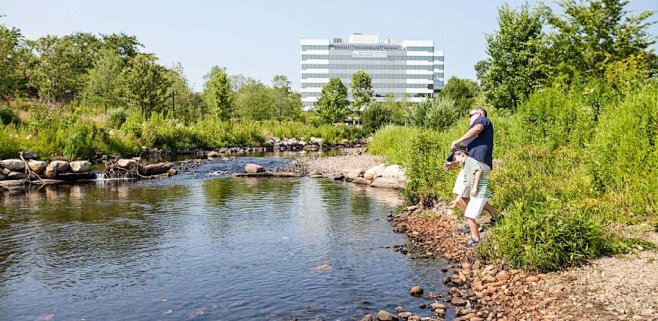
(471, 169), (482, 197)
(451, 124), (484, 148)
(448, 185), (468, 208)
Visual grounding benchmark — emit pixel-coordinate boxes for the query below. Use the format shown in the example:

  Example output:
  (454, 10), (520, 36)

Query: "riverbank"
(389, 207), (658, 321)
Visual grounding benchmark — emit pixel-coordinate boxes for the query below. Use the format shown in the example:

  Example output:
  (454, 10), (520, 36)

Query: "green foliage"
(0, 107), (18, 125)
(587, 81), (658, 219)
(477, 202), (615, 272)
(481, 3), (550, 110)
(107, 107), (128, 128)
(80, 48), (124, 113)
(361, 103), (392, 133)
(350, 70), (374, 113)
(315, 77), (349, 124)
(439, 76), (480, 112)
(408, 96), (462, 131)
(403, 132), (444, 204)
(234, 80), (276, 120)
(0, 18), (24, 101)
(63, 122), (98, 159)
(548, 0), (658, 80)
(203, 66), (233, 120)
(121, 53), (172, 118)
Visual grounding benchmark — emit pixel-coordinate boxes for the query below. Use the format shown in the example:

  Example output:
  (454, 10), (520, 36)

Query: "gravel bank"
(288, 149), (385, 175)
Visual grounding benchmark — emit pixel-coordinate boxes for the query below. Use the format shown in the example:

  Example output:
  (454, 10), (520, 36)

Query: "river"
(0, 157), (449, 321)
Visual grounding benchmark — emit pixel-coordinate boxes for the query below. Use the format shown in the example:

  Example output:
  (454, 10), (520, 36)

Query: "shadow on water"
(0, 161), (450, 321)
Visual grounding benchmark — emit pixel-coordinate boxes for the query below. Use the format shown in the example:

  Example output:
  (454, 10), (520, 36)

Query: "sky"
(2, 0), (657, 92)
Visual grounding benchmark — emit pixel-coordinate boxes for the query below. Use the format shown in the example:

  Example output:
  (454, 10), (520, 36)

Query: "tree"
(315, 77), (349, 124)
(203, 66), (233, 119)
(234, 80), (276, 120)
(101, 33), (142, 62)
(163, 62), (199, 119)
(547, 0), (657, 80)
(81, 48), (124, 114)
(439, 76), (480, 112)
(271, 75), (301, 120)
(480, 4), (550, 110)
(361, 103), (392, 133)
(0, 18), (23, 100)
(121, 53), (171, 118)
(350, 70), (374, 113)
(474, 60), (491, 84)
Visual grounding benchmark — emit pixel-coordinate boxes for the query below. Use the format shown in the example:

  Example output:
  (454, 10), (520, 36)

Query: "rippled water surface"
(0, 158), (448, 321)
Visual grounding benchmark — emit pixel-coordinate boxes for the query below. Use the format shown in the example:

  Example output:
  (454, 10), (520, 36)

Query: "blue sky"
(2, 0), (657, 92)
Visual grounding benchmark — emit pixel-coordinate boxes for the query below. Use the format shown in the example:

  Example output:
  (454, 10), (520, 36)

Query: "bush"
(587, 81), (658, 221)
(477, 201), (616, 272)
(0, 107), (19, 125)
(361, 103), (392, 134)
(107, 107), (128, 128)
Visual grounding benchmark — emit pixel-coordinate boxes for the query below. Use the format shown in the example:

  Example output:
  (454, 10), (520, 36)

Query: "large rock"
(1, 159), (25, 172)
(6, 171), (28, 180)
(376, 310), (399, 321)
(371, 177), (406, 189)
(381, 165), (405, 179)
(22, 151), (39, 160)
(364, 164), (386, 180)
(244, 164), (264, 173)
(207, 151), (221, 158)
(0, 173), (5, 180)
(371, 165), (406, 189)
(44, 160), (70, 179)
(117, 159), (138, 169)
(352, 177), (372, 185)
(138, 163), (172, 176)
(70, 161), (92, 173)
(28, 160), (47, 174)
(342, 168), (364, 181)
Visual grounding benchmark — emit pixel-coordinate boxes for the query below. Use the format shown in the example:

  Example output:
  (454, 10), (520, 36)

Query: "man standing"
(444, 107), (499, 221)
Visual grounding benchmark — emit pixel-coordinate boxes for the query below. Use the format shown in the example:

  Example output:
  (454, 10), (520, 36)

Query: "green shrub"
(107, 107), (128, 128)
(361, 103), (393, 134)
(477, 201), (616, 272)
(0, 107), (19, 125)
(587, 81), (658, 220)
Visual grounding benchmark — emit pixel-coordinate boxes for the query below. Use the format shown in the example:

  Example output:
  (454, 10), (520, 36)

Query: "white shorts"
(452, 162), (491, 198)
(464, 195), (489, 219)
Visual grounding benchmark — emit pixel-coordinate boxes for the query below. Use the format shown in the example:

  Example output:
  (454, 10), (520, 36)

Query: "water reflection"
(0, 174), (446, 321)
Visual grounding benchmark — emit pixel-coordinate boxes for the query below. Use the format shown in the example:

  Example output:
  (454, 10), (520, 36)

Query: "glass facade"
(300, 36), (445, 109)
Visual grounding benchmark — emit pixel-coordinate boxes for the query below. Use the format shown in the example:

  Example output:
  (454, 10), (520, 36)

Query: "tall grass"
(369, 77), (658, 272)
(0, 104), (366, 159)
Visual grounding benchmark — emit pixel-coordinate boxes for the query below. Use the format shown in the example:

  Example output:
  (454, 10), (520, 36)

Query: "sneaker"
(464, 238), (480, 249)
(458, 224), (470, 235)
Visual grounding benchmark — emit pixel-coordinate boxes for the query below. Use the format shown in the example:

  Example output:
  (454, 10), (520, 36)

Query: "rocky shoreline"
(380, 206), (658, 321)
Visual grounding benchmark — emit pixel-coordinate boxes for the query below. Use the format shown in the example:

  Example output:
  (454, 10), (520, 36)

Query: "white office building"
(300, 33), (445, 109)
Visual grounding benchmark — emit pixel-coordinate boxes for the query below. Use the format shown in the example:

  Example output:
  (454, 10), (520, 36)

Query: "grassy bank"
(0, 102), (365, 160)
(368, 77), (658, 272)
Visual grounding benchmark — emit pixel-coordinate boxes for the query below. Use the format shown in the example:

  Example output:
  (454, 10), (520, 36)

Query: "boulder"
(0, 173), (5, 180)
(1, 159), (25, 172)
(1, 168), (10, 176)
(342, 168), (364, 181)
(70, 161), (92, 173)
(28, 160), (47, 174)
(244, 164), (264, 173)
(22, 151), (39, 160)
(55, 172), (96, 181)
(410, 285), (424, 296)
(364, 164), (386, 180)
(138, 163), (172, 176)
(352, 177), (372, 185)
(44, 161), (70, 179)
(207, 151), (221, 158)
(381, 164), (405, 179)
(323, 172), (344, 180)
(360, 315), (377, 321)
(6, 171), (28, 180)
(371, 177), (405, 189)
(376, 310), (399, 321)
(117, 159), (138, 169)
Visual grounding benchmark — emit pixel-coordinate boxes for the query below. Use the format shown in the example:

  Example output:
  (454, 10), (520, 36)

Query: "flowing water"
(0, 157), (450, 321)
